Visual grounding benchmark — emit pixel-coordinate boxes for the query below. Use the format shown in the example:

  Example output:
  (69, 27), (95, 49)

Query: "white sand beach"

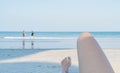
(0, 49), (79, 73)
(104, 49), (120, 73)
(0, 49), (120, 73)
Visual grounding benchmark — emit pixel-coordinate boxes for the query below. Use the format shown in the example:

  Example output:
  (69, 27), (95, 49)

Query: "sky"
(0, 0), (120, 32)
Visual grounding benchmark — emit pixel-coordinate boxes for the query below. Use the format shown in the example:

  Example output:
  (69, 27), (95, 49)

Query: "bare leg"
(61, 57), (71, 73)
(77, 32), (114, 73)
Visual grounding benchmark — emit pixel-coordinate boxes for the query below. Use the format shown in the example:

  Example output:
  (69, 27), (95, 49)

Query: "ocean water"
(0, 32), (120, 49)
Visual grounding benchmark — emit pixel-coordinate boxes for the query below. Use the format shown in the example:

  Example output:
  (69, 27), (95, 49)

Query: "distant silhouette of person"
(22, 30), (25, 37)
(31, 31), (34, 37)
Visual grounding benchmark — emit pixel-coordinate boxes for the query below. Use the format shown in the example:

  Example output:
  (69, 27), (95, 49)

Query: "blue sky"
(0, 0), (120, 32)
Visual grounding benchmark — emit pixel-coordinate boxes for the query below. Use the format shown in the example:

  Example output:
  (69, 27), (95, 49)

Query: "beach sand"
(103, 49), (120, 73)
(0, 49), (120, 73)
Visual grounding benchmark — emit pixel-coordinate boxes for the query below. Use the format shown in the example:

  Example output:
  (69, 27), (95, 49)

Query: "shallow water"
(0, 32), (120, 49)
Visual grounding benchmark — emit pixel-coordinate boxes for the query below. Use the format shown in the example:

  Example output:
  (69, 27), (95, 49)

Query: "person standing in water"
(22, 30), (25, 49)
(31, 31), (34, 37)
(31, 31), (34, 49)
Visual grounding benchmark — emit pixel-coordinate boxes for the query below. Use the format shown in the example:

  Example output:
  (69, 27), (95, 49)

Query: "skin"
(61, 57), (71, 73)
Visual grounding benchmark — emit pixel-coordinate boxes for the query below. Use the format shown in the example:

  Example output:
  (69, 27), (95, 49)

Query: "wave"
(2, 36), (77, 40)
(1, 36), (120, 40)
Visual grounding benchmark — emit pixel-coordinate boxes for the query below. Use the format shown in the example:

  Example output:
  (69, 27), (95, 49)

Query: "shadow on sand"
(0, 62), (79, 73)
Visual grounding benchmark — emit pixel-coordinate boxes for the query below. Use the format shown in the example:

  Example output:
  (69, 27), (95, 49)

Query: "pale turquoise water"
(0, 32), (120, 49)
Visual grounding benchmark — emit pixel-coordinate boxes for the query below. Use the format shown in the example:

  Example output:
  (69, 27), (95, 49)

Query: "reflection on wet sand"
(22, 40), (25, 49)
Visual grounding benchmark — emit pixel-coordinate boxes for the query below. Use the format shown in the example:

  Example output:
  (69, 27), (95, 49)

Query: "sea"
(0, 32), (120, 49)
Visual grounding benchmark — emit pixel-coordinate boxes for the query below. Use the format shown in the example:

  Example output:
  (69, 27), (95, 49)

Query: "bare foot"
(61, 57), (71, 73)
